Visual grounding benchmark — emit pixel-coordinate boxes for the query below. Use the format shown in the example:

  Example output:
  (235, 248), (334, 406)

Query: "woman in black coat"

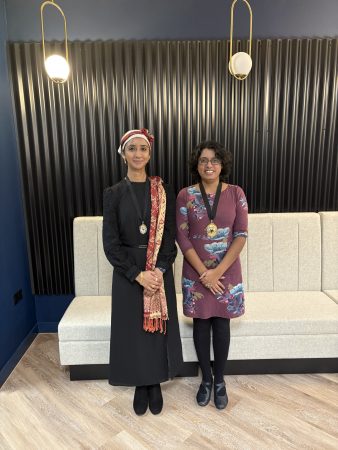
(103, 128), (183, 415)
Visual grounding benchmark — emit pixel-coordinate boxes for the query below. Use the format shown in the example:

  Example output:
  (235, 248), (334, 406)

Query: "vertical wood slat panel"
(8, 38), (338, 294)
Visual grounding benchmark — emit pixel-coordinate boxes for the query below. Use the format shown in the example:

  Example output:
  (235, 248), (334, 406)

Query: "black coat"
(102, 179), (183, 386)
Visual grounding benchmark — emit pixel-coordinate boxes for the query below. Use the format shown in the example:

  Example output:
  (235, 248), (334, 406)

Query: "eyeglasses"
(198, 157), (221, 166)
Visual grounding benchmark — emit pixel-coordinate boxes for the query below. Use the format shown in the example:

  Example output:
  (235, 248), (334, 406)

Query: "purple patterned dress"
(176, 184), (248, 319)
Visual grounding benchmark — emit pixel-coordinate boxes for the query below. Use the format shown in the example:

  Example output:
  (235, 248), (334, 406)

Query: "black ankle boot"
(148, 384), (163, 415)
(196, 380), (212, 406)
(214, 381), (228, 410)
(133, 386), (148, 415)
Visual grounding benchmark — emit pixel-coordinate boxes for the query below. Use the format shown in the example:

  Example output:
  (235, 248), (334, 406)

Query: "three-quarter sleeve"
(155, 184), (178, 271)
(232, 186), (249, 239)
(176, 188), (194, 255)
(102, 186), (141, 282)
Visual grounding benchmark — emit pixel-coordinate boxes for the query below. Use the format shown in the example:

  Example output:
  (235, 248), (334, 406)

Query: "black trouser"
(193, 317), (230, 384)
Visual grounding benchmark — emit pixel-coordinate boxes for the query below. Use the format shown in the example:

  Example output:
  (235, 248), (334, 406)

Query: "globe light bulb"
(229, 51), (252, 80)
(44, 54), (70, 83)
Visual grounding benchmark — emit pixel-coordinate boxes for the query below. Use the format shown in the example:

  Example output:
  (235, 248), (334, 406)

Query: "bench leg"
(69, 364), (108, 380)
(68, 358), (338, 380)
(224, 358), (338, 375)
(175, 362), (199, 377)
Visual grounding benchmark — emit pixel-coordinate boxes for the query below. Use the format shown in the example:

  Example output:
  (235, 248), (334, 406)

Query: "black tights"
(193, 317), (230, 384)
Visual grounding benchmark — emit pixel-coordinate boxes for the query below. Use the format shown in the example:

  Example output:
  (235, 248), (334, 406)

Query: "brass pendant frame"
(206, 222), (218, 239)
(229, 0), (253, 81)
(139, 223), (148, 235)
(40, 0), (69, 83)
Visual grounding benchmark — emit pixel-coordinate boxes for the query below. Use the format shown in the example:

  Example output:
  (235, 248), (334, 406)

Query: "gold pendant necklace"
(206, 221), (218, 238)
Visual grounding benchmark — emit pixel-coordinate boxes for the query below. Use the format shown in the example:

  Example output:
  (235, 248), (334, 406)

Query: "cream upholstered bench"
(58, 213), (338, 380)
(177, 212), (338, 373)
(320, 211), (338, 305)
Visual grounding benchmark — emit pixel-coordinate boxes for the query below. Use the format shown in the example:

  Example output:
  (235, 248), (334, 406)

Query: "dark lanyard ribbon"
(199, 181), (222, 221)
(125, 176), (150, 227)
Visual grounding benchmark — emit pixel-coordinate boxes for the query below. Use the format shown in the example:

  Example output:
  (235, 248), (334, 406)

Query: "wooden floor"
(0, 334), (337, 450)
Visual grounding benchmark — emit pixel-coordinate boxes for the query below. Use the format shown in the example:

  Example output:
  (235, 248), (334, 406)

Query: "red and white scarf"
(143, 176), (168, 334)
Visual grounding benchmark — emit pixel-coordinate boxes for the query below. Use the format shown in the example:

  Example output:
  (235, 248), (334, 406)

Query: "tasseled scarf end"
(143, 316), (167, 334)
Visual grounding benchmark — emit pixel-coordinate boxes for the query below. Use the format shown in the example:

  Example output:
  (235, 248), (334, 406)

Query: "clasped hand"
(137, 268), (163, 295)
(200, 268), (225, 295)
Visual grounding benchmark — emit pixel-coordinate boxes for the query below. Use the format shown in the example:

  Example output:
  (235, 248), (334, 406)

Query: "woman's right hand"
(200, 269), (225, 295)
(136, 270), (161, 294)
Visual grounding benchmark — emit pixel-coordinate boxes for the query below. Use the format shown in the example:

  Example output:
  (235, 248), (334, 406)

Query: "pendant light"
(229, 0), (253, 80)
(40, 0), (70, 83)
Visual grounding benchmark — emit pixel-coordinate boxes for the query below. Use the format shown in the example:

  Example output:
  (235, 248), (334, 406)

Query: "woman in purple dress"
(176, 141), (248, 410)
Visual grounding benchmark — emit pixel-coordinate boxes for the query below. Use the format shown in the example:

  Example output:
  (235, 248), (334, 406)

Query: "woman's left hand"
(144, 268), (164, 296)
(200, 269), (225, 295)
(153, 268), (164, 284)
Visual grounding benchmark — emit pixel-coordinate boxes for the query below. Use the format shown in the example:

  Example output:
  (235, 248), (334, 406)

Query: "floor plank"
(0, 334), (337, 450)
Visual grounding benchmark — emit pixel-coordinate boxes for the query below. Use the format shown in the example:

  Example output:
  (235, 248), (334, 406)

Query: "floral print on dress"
(182, 277), (204, 315)
(186, 186), (213, 221)
(176, 184), (248, 319)
(179, 206), (189, 231)
(203, 242), (228, 267)
(239, 196), (248, 210)
(216, 283), (245, 317)
(202, 227), (230, 266)
(204, 242), (228, 254)
(192, 227), (230, 242)
(233, 231), (248, 238)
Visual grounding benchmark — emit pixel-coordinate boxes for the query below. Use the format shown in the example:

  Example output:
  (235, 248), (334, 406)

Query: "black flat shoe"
(214, 381), (228, 410)
(196, 381), (212, 406)
(148, 384), (163, 415)
(133, 386), (148, 415)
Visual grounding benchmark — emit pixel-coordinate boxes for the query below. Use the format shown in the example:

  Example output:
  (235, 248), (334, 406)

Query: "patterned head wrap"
(118, 128), (154, 155)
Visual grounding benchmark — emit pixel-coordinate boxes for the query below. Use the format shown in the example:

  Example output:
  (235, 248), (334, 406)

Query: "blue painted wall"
(5, 0), (338, 41)
(35, 295), (73, 332)
(1, 0), (337, 350)
(0, 0), (37, 377)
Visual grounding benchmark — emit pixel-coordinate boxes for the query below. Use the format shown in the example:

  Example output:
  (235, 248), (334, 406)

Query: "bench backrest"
(74, 217), (111, 296)
(240, 213), (321, 292)
(74, 212), (322, 296)
(319, 211), (338, 290)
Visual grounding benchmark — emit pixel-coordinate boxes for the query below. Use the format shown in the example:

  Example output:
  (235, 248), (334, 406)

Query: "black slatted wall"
(8, 38), (338, 294)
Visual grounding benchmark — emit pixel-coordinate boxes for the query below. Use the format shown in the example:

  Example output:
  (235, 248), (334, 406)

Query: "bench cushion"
(324, 290), (338, 305)
(58, 292), (338, 364)
(58, 296), (111, 341)
(59, 291), (338, 343)
(177, 292), (338, 338)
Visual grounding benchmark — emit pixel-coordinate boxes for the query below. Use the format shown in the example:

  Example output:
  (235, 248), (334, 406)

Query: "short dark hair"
(189, 140), (232, 182)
